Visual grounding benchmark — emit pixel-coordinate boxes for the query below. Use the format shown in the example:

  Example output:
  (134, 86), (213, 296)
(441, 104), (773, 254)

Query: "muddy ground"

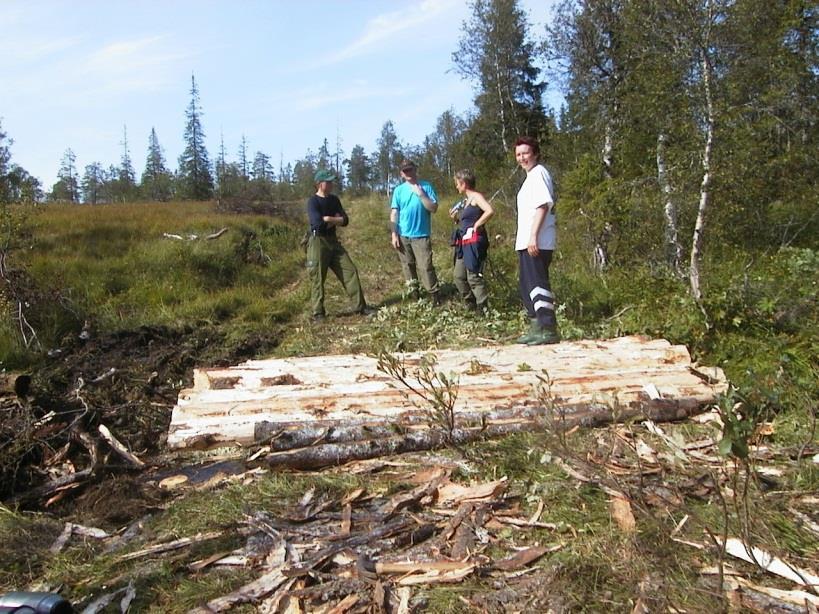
(1, 324), (282, 524)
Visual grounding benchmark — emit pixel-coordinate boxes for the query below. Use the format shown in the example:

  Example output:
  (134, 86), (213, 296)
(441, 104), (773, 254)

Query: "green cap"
(314, 169), (337, 183)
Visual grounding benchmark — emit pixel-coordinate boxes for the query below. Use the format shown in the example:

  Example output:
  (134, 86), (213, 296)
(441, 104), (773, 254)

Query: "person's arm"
(307, 197), (325, 233)
(323, 197), (348, 227)
(527, 204), (549, 257)
(470, 192), (494, 231)
(411, 182), (438, 213)
(390, 207), (401, 249)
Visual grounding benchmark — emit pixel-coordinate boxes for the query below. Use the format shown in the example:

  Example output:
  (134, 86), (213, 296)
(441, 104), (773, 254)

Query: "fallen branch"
(98, 424), (145, 467)
(118, 531), (223, 562)
(162, 227), (228, 241)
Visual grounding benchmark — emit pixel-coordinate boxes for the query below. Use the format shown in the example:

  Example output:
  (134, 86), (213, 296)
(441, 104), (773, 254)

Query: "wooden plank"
(167, 336), (728, 450)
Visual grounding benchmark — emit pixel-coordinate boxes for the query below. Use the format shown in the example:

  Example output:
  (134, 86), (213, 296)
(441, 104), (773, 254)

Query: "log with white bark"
(167, 336), (729, 462)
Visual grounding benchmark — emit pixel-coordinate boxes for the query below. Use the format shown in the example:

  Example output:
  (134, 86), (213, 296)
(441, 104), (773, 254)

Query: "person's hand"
(463, 227), (475, 240)
(411, 184), (425, 197)
(391, 233), (401, 249)
(527, 240), (540, 257)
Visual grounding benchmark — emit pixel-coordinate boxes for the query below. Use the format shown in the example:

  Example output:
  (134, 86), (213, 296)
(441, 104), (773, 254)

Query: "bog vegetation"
(0, 0), (816, 610)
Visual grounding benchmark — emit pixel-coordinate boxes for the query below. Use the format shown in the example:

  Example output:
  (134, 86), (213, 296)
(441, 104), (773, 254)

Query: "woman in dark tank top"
(449, 169), (495, 312)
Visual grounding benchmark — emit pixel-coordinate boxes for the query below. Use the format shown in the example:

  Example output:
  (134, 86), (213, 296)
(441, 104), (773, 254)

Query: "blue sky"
(1, 0), (561, 189)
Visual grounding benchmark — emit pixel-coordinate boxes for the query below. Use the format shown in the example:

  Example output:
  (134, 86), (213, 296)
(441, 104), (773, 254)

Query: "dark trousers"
(518, 249), (557, 328)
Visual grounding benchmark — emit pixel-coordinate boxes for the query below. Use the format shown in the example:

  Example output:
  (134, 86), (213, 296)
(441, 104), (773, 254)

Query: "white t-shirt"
(515, 164), (557, 251)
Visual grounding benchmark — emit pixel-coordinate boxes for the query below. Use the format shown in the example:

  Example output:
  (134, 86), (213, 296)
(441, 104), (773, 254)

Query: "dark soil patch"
(1, 323), (282, 518)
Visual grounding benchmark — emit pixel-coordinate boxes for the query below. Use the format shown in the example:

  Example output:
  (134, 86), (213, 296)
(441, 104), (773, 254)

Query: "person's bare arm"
(390, 208), (401, 249)
(411, 183), (438, 213)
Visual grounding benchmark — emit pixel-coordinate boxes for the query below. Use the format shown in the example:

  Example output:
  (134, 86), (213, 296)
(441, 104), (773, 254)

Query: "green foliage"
(377, 351), (460, 440)
(716, 393), (753, 459)
(0, 202), (303, 365)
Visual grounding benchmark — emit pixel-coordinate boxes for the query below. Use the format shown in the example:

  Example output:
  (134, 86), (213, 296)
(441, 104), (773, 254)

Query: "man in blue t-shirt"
(389, 160), (441, 304)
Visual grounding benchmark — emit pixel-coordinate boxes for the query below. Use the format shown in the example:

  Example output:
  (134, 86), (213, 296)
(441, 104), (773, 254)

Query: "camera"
(449, 199), (465, 216)
(0, 592), (72, 614)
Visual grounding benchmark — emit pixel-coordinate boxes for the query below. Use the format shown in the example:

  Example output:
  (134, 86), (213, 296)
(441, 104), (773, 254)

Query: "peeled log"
(168, 336), (728, 456)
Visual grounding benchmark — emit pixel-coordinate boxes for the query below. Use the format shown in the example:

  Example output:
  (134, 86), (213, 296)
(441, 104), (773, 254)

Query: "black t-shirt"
(307, 194), (349, 237)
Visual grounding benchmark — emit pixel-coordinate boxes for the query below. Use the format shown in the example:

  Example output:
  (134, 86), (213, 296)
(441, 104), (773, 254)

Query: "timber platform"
(167, 336), (728, 461)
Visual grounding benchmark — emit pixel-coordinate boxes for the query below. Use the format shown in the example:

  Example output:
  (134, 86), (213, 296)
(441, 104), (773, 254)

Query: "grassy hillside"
(0, 196), (816, 611)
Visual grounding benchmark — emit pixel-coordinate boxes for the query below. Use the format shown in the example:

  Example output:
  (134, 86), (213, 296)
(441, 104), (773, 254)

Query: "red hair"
(514, 136), (539, 156)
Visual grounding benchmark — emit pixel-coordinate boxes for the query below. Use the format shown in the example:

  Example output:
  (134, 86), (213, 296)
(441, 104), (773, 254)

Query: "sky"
(1, 0), (562, 189)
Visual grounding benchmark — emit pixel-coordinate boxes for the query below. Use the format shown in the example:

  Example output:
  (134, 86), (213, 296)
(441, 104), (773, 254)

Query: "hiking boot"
(357, 306), (378, 317)
(526, 326), (561, 345)
(515, 319), (539, 344)
(431, 293), (443, 307)
(311, 313), (326, 322)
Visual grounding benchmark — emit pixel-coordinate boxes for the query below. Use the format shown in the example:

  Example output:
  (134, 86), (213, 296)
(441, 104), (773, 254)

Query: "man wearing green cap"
(306, 169), (375, 320)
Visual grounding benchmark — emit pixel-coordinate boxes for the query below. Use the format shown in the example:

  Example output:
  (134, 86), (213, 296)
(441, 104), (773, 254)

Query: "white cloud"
(271, 81), (412, 112)
(78, 35), (191, 90)
(308, 0), (461, 67)
(0, 36), (82, 64)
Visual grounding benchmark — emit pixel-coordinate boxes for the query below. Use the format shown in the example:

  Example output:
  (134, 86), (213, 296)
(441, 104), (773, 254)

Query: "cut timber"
(168, 336), (728, 465)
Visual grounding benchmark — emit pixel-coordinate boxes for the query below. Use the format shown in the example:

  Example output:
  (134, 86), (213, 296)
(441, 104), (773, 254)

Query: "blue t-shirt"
(391, 180), (438, 238)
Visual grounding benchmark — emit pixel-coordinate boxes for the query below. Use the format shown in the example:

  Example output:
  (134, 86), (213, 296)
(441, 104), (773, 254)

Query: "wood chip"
(610, 494), (637, 533)
(340, 503), (352, 537)
(436, 477), (507, 505)
(528, 499), (544, 524)
(722, 537), (819, 586)
(375, 561), (477, 575)
(341, 488), (365, 505)
(395, 586), (411, 614)
(492, 544), (561, 571)
(489, 516), (560, 530)
(724, 575), (819, 610)
(395, 563), (477, 586)
(198, 566), (288, 612)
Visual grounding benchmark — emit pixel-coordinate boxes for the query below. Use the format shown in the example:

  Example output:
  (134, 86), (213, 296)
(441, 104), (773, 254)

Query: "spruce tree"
(81, 162), (106, 204)
(345, 145), (370, 195)
(373, 121), (400, 194)
(177, 74), (214, 200)
(141, 127), (173, 201)
(50, 148), (80, 203)
(111, 125), (137, 202)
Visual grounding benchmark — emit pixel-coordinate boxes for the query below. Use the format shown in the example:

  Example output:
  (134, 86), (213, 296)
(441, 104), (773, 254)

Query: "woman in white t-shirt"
(513, 136), (560, 345)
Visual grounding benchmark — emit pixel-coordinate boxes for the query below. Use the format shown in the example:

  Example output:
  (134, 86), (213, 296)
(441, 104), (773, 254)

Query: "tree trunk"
(494, 55), (509, 152)
(690, 50), (716, 303)
(263, 396), (705, 470)
(657, 132), (683, 274)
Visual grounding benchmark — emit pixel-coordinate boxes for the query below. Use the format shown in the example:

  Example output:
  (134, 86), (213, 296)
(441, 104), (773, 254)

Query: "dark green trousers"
(306, 235), (366, 317)
(453, 257), (488, 308)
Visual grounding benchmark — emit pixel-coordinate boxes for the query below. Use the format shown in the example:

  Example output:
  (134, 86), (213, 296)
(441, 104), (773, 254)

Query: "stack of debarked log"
(167, 336), (728, 468)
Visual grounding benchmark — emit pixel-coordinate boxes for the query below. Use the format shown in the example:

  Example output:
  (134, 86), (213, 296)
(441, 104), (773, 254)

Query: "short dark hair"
(399, 159), (417, 172)
(514, 136), (540, 156)
(454, 169), (476, 189)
